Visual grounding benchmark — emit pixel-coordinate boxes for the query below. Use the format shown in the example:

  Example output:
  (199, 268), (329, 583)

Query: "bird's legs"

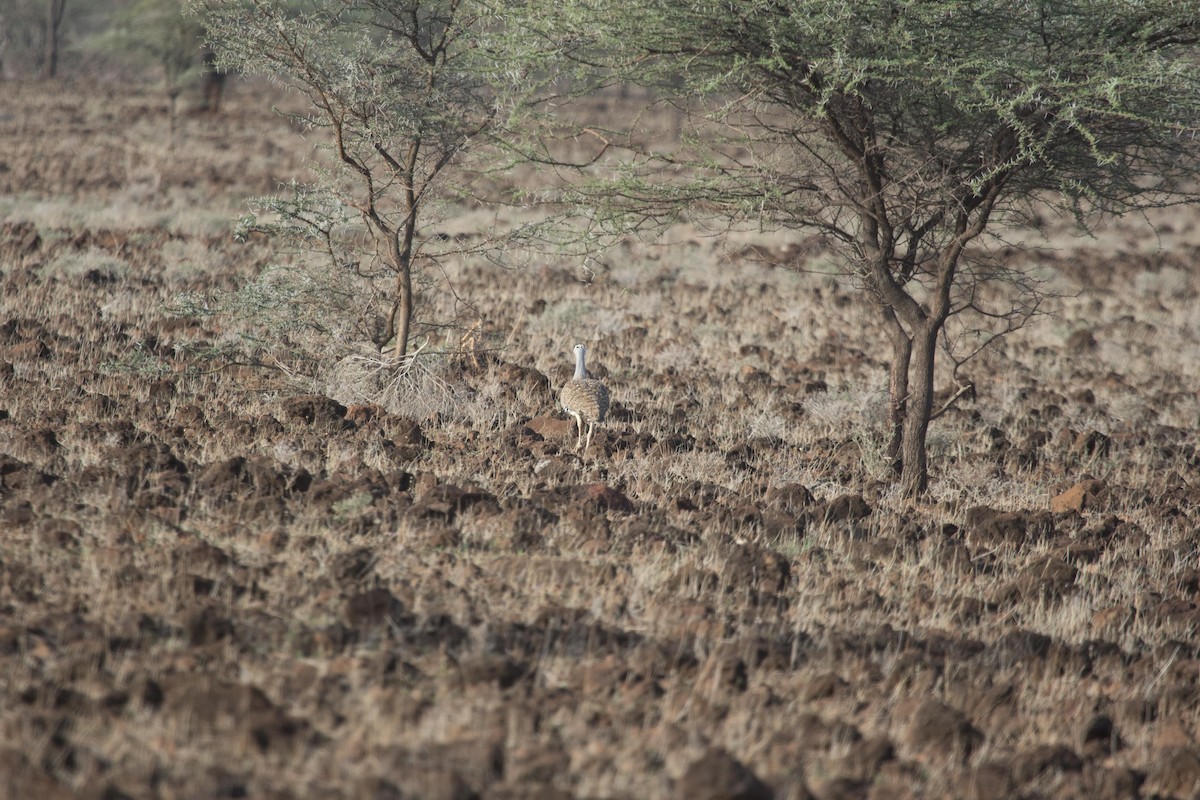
(571, 413), (585, 451)
(583, 421), (595, 453)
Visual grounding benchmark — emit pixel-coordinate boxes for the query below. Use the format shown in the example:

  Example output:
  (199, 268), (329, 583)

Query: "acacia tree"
(194, 0), (503, 361)
(521, 0), (1200, 496)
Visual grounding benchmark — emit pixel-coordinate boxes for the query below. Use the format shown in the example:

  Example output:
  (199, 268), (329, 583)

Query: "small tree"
(194, 0), (506, 362)
(525, 0), (1200, 496)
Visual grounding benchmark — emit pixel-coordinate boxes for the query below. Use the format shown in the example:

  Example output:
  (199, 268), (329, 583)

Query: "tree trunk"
(884, 310), (912, 474)
(393, 259), (413, 361)
(899, 325), (939, 498)
(385, 224), (415, 361)
(42, 0), (65, 79)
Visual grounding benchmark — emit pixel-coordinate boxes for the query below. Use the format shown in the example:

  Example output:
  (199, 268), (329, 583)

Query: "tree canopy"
(513, 0), (1200, 494)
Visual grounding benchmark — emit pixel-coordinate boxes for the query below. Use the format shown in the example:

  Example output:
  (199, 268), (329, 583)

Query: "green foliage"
(529, 0), (1200, 243)
(98, 0), (208, 98)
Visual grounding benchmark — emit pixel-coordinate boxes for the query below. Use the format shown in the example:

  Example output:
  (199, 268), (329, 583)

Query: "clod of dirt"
(1064, 328), (1099, 353)
(494, 360), (555, 406)
(281, 393), (351, 430)
(195, 455), (289, 500)
(720, 546), (791, 595)
(986, 629), (1053, 670)
(412, 483), (501, 523)
(578, 483), (635, 514)
(990, 562), (1068, 608)
(763, 482), (816, 514)
(819, 494), (872, 524)
(183, 606), (235, 646)
(675, 748), (773, 800)
(1010, 744), (1083, 784)
(1146, 746), (1200, 798)
(963, 506), (1055, 550)
(526, 414), (574, 440)
(900, 698), (983, 764)
(1051, 479), (1108, 513)
(1079, 714), (1121, 757)
(1069, 429), (1113, 458)
(343, 588), (409, 628)
(965, 761), (1017, 800)
(0, 456), (56, 492)
(348, 405), (427, 458)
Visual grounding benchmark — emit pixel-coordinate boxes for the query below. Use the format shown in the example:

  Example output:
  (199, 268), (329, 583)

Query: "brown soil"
(2, 80), (1200, 800)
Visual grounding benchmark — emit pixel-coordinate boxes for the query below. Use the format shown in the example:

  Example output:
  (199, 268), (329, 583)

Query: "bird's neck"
(574, 352), (587, 380)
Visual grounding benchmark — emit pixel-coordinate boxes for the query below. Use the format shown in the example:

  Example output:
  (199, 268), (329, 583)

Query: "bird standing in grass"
(560, 343), (610, 453)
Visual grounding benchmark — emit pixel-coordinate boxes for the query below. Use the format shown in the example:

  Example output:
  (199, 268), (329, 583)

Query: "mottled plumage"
(560, 343), (610, 452)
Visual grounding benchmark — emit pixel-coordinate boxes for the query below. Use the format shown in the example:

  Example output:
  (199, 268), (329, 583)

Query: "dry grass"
(1, 79), (1199, 800)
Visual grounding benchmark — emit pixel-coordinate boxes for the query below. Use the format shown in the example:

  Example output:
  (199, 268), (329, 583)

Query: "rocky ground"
(2, 79), (1200, 800)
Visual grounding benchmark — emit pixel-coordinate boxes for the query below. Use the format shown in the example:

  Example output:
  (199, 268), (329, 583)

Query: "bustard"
(560, 343), (610, 452)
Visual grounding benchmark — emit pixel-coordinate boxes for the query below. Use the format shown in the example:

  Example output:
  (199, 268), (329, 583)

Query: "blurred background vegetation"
(1, 0), (214, 99)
